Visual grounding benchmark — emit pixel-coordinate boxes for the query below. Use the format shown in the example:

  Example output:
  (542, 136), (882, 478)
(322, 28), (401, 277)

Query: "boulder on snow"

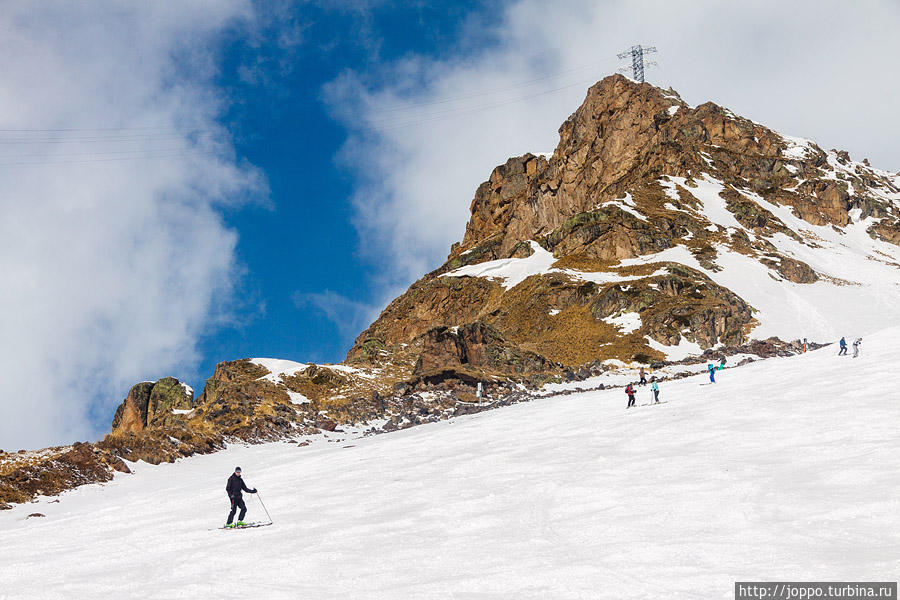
(317, 419), (337, 432)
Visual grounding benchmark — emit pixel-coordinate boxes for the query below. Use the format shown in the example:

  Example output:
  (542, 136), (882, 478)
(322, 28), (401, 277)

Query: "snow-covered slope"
(3, 330), (898, 599)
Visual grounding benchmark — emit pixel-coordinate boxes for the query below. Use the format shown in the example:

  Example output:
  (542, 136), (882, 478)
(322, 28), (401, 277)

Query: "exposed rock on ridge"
(349, 75), (900, 369)
(111, 378), (194, 434)
(5, 74), (900, 510)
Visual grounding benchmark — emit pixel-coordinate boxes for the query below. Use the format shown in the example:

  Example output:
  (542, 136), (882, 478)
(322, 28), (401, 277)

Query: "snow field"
(2, 329), (899, 599)
(442, 241), (665, 290)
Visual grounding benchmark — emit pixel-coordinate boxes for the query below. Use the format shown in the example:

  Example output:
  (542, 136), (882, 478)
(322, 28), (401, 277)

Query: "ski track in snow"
(3, 330), (900, 599)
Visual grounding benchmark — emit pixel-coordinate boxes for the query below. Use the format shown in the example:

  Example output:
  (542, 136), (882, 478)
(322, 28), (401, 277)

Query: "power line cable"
(0, 149), (221, 167)
(0, 125), (178, 133)
(0, 134), (191, 144)
(375, 54), (620, 113)
(366, 76), (600, 133)
(0, 146), (193, 159)
(0, 55), (625, 152)
(367, 73), (598, 126)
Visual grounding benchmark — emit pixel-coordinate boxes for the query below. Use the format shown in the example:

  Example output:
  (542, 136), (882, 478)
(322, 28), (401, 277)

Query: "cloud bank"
(327, 0), (900, 302)
(0, 2), (265, 448)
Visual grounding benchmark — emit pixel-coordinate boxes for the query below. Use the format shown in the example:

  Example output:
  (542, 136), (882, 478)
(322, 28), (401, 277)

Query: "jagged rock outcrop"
(349, 74), (900, 369)
(0, 442), (129, 510)
(111, 377), (194, 434)
(413, 322), (558, 378)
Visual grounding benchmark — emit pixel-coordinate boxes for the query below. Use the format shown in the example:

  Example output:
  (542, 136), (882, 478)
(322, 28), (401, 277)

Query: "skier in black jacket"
(225, 467), (257, 528)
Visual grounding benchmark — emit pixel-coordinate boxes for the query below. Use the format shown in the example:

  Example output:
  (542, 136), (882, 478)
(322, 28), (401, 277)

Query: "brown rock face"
(760, 256), (819, 284)
(350, 74), (900, 372)
(110, 381), (154, 433)
(0, 442), (126, 509)
(111, 377), (193, 434)
(459, 76), (783, 257)
(413, 322), (556, 377)
(456, 75), (900, 265)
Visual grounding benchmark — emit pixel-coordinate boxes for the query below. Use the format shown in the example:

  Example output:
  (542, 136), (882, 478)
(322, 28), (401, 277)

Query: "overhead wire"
(375, 54), (621, 113)
(0, 134), (192, 144)
(0, 125), (177, 132)
(0, 146), (192, 159)
(361, 54), (623, 132)
(0, 55), (626, 165)
(366, 76), (602, 132)
(0, 149), (220, 167)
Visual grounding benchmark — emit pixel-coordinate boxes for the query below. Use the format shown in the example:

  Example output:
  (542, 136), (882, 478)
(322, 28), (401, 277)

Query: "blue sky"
(3, 1), (898, 448)
(199, 2), (492, 373)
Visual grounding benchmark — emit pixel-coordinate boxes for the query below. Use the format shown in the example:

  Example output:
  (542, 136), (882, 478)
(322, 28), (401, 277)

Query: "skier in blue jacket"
(707, 363), (716, 383)
(838, 337), (848, 356)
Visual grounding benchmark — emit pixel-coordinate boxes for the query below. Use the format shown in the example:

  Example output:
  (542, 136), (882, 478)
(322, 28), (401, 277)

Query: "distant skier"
(852, 338), (861, 358)
(719, 356), (727, 370)
(651, 378), (660, 404)
(838, 337), (848, 356)
(803, 338), (808, 353)
(225, 467), (257, 528)
(639, 367), (647, 386)
(625, 383), (636, 408)
(707, 363), (716, 383)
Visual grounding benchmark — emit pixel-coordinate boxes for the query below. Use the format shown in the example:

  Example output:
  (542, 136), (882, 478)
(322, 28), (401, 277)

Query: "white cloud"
(0, 2), (266, 448)
(326, 0), (900, 294)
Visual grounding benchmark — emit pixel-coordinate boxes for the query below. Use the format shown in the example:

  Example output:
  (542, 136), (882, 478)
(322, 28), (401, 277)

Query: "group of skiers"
(838, 336), (862, 358)
(626, 356), (728, 409)
(624, 335), (862, 410)
(625, 367), (661, 408)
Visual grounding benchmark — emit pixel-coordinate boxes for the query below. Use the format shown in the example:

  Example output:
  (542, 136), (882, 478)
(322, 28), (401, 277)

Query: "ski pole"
(256, 491), (273, 524)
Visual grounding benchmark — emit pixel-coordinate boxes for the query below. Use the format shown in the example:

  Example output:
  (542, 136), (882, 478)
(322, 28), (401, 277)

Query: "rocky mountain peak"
(5, 76), (900, 510)
(352, 75), (900, 371)
(459, 74), (900, 263)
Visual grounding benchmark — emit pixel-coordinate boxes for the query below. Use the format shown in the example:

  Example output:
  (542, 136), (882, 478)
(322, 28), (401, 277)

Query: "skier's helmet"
(234, 467), (242, 474)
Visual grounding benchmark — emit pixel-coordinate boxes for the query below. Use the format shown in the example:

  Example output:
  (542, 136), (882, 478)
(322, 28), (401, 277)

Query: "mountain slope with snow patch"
(3, 329), (898, 599)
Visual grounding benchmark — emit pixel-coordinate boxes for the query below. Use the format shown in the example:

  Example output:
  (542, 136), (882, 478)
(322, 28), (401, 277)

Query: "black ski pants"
(228, 495), (247, 524)
(627, 394), (636, 408)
